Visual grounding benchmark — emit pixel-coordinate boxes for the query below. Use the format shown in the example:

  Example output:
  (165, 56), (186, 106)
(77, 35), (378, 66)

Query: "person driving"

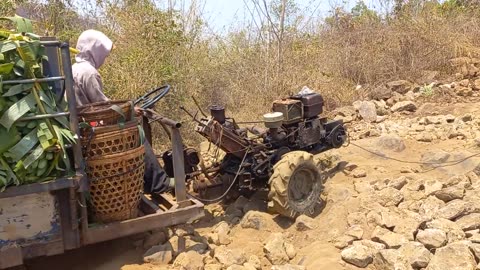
(72, 29), (173, 194)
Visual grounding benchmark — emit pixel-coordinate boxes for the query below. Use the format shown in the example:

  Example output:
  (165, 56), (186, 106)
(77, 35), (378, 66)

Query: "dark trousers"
(143, 140), (169, 194)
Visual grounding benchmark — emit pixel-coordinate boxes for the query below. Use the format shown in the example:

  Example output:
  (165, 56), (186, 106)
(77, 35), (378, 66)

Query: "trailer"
(0, 38), (204, 269)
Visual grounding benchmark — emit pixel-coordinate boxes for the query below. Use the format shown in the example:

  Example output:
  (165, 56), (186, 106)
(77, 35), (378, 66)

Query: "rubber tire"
(267, 151), (323, 218)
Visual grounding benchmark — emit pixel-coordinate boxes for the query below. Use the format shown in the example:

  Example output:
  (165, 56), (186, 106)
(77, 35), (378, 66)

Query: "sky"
(158, 0), (384, 33)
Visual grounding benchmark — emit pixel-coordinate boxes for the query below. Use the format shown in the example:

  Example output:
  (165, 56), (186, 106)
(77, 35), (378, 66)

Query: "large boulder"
(374, 187), (404, 207)
(426, 241), (477, 270)
(399, 241), (432, 268)
(358, 101), (378, 122)
(419, 196), (446, 220)
(377, 135), (406, 152)
(240, 211), (272, 230)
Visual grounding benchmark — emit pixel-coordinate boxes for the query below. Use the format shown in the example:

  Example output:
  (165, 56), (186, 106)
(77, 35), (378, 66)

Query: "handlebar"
(134, 85), (171, 109)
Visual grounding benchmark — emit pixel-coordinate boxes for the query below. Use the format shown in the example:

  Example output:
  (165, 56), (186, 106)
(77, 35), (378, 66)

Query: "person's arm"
(85, 73), (109, 103)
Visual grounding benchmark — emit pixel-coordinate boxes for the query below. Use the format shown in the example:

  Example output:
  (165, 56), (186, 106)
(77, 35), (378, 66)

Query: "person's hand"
(134, 106), (143, 117)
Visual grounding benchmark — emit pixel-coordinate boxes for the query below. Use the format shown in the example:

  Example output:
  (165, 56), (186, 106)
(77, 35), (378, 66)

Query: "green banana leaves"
(0, 15), (76, 190)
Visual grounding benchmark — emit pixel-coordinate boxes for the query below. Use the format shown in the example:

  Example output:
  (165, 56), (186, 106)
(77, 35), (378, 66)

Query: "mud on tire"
(267, 151), (324, 218)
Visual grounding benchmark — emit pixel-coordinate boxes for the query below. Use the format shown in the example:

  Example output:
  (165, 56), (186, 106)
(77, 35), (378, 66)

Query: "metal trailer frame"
(0, 39), (203, 269)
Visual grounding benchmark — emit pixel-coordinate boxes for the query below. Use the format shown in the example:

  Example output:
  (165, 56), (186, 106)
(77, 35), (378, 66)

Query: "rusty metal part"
(272, 98), (303, 124)
(196, 117), (250, 159)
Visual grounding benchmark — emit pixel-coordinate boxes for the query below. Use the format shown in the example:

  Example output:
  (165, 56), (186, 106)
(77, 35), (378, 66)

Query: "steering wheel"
(134, 85), (171, 110)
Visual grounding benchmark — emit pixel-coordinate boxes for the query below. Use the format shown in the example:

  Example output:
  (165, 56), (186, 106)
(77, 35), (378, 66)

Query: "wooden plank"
(0, 245), (23, 269)
(57, 188), (80, 250)
(0, 192), (60, 243)
(0, 178), (76, 199)
(21, 239), (64, 259)
(83, 203), (204, 245)
(139, 195), (161, 215)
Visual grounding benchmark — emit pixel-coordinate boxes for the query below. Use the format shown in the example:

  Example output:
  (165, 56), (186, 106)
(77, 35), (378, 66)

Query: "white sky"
(157, 0), (386, 32)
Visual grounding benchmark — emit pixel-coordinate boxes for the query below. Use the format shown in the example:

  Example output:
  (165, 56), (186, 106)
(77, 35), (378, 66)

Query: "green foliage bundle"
(0, 15), (75, 191)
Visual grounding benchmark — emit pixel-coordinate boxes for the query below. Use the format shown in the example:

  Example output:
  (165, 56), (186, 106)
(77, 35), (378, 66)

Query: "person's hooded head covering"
(75, 29), (113, 69)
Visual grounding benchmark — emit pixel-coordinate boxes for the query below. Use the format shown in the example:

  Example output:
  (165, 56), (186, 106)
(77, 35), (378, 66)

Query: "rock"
(143, 231), (167, 248)
(214, 246), (247, 267)
(377, 135), (406, 152)
(295, 215), (316, 231)
(375, 187), (404, 207)
(420, 195), (445, 219)
(416, 229), (447, 249)
(358, 101), (378, 122)
(352, 169), (367, 178)
(387, 80), (413, 94)
(435, 186), (465, 202)
(462, 114), (474, 122)
(143, 243), (173, 265)
(285, 242), (296, 260)
(416, 132), (433, 142)
(264, 233), (294, 264)
(471, 243), (480, 261)
(334, 235), (356, 249)
(240, 211), (271, 230)
(173, 251), (204, 270)
(373, 249), (410, 270)
(399, 241), (432, 268)
(168, 235), (184, 256)
(371, 226), (409, 249)
(185, 238), (208, 254)
(424, 180), (444, 196)
(341, 244), (373, 268)
(436, 199), (469, 220)
(248, 255), (261, 270)
(347, 211), (366, 226)
(271, 265), (306, 270)
(243, 199), (267, 213)
(426, 241), (477, 270)
(391, 101), (417, 112)
(389, 176), (408, 190)
(426, 218), (466, 243)
(352, 240), (386, 252)
(205, 264), (223, 270)
(213, 221), (231, 245)
(226, 265), (247, 270)
(456, 213), (480, 231)
(393, 215), (423, 241)
(334, 106), (357, 123)
(345, 225), (364, 240)
(421, 150), (450, 169)
(175, 224), (195, 237)
(369, 85), (393, 100)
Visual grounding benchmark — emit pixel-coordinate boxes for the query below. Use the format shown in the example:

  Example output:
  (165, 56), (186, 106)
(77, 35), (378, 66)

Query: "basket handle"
(109, 105), (126, 129)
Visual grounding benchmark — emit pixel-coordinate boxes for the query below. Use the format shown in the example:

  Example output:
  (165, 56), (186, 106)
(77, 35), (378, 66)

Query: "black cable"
(350, 142), (480, 166)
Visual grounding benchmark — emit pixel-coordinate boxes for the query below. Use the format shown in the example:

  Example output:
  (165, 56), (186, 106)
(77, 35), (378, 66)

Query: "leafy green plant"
(0, 15), (75, 191)
(420, 83), (435, 97)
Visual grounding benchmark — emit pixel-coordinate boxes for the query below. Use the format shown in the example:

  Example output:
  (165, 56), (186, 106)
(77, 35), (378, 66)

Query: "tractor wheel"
(267, 151), (323, 218)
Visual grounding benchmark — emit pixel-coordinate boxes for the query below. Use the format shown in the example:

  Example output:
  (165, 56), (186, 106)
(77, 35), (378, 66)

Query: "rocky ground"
(27, 57), (480, 270)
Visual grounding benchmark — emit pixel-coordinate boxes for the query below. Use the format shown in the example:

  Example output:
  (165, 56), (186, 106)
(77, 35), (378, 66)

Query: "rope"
(349, 142), (480, 167)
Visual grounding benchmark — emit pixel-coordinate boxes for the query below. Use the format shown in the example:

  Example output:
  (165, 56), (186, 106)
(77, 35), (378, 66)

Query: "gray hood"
(75, 29), (113, 69)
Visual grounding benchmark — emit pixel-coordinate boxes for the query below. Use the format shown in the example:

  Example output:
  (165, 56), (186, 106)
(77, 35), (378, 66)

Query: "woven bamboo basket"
(80, 120), (143, 159)
(78, 100), (134, 126)
(86, 145), (145, 223)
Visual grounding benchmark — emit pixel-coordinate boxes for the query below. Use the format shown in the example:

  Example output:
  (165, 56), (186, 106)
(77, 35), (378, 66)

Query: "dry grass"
(9, 1), (480, 149)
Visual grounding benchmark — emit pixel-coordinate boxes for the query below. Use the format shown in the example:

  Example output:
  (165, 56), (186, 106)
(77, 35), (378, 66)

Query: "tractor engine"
(192, 92), (346, 196)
